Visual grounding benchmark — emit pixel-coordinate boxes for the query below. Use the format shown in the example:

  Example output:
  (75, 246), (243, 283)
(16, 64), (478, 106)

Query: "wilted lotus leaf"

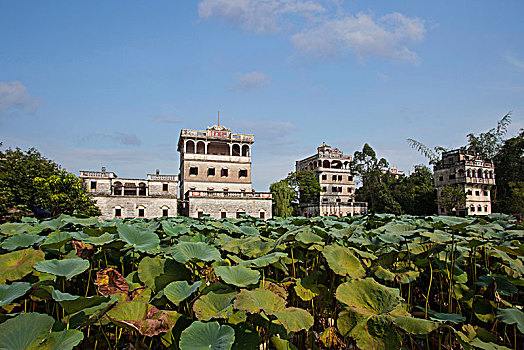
(0, 248), (45, 283)
(323, 244), (366, 277)
(0, 281), (31, 306)
(72, 240), (95, 259)
(107, 301), (181, 336)
(0, 312), (54, 350)
(172, 242), (222, 263)
(96, 267), (129, 296)
(260, 280), (288, 300)
(34, 258), (90, 280)
(138, 257), (190, 292)
(320, 327), (343, 348)
(162, 222), (189, 236)
(1, 233), (44, 251)
(214, 265), (260, 287)
(193, 291), (236, 321)
(164, 280), (201, 305)
(117, 224), (160, 252)
(179, 321), (235, 350)
(39, 329), (84, 350)
(41, 230), (72, 249)
(234, 288), (286, 315)
(274, 307), (314, 332)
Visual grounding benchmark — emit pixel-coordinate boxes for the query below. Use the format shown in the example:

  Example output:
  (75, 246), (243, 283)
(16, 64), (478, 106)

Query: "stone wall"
(187, 197), (272, 220)
(93, 195), (178, 219)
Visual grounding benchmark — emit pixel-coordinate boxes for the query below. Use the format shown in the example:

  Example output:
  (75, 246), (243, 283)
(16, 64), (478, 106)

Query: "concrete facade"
(296, 143), (368, 217)
(79, 169), (178, 219)
(177, 124), (272, 219)
(434, 149), (495, 216)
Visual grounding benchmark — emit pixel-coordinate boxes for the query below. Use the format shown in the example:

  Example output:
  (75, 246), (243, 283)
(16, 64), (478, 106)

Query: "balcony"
(187, 190), (272, 199)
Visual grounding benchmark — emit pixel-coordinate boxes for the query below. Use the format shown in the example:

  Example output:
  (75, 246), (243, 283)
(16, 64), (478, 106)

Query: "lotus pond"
(0, 213), (522, 349)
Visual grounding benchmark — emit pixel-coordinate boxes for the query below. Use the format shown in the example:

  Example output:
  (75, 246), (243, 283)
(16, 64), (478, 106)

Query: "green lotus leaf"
(39, 329), (84, 350)
(41, 230), (72, 249)
(1, 233), (44, 250)
(118, 224), (160, 252)
(193, 292), (236, 321)
(34, 258), (90, 279)
(162, 222), (189, 236)
(270, 335), (298, 350)
(295, 230), (324, 245)
(335, 278), (401, 316)
(323, 244), (365, 277)
(0, 281), (31, 306)
(294, 278), (320, 301)
(238, 226), (259, 236)
(222, 237), (273, 258)
(420, 230), (453, 243)
(230, 252), (287, 268)
(107, 301), (181, 336)
(427, 311), (466, 324)
(374, 265), (396, 281)
(496, 308), (524, 333)
(274, 307), (314, 332)
(214, 265), (260, 287)
(228, 310), (247, 325)
(138, 257), (190, 292)
(59, 295), (109, 314)
(52, 289), (80, 301)
(392, 315), (439, 334)
(164, 280), (202, 305)
(234, 288), (286, 315)
(231, 323), (260, 350)
(351, 314), (401, 350)
(0, 312), (54, 350)
(0, 248), (45, 283)
(84, 233), (117, 245)
(179, 321), (235, 350)
(172, 242), (222, 263)
(0, 222), (45, 235)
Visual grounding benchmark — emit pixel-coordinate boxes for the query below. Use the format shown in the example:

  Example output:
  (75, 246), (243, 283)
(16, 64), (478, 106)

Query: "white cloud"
(232, 71), (271, 91)
(290, 12), (425, 62)
(153, 116), (183, 123)
(82, 132), (142, 146)
(198, 0), (325, 33)
(503, 52), (524, 72)
(0, 81), (41, 116)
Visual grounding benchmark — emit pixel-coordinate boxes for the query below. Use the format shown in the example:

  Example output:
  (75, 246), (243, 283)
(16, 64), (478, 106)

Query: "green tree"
(492, 129), (524, 216)
(390, 165), (437, 215)
(269, 180), (294, 218)
(0, 145), (100, 220)
(285, 170), (321, 204)
(467, 112), (512, 160)
(438, 184), (467, 215)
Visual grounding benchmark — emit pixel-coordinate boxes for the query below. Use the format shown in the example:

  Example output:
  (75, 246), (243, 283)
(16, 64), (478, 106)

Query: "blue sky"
(1, 0), (523, 190)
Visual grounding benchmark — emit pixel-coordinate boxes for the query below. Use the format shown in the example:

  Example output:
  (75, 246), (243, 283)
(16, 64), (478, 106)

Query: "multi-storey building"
(177, 124), (272, 219)
(79, 168), (178, 219)
(434, 148), (495, 216)
(295, 142), (368, 217)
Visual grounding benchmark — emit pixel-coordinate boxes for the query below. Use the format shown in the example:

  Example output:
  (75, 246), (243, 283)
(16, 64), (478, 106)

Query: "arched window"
(113, 181), (122, 195)
(332, 161), (342, 169)
(186, 140), (195, 154)
(472, 169), (476, 178)
(241, 144), (250, 156)
(323, 160), (330, 168)
(477, 205), (482, 212)
(196, 141), (206, 154)
(124, 183), (137, 196)
(114, 206), (122, 218)
(138, 182), (146, 196)
(137, 205), (145, 218)
(309, 162), (313, 170)
(232, 144), (240, 156)
(477, 169), (482, 178)
(162, 206), (169, 217)
(466, 169), (471, 177)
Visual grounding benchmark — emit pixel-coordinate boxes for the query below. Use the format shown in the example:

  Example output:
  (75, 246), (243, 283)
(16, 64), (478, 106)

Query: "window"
(207, 167), (215, 176)
(348, 176), (353, 181)
(90, 181), (97, 190)
(322, 198), (328, 202)
(484, 206), (488, 212)
(475, 191), (480, 196)
(223, 188), (229, 196)
(207, 188), (214, 192)
(162, 209), (168, 217)
(221, 211), (227, 218)
(138, 208), (144, 217)
(322, 186), (327, 192)
(477, 205), (482, 212)
(336, 198), (341, 203)
(449, 174), (456, 180)
(439, 176), (443, 181)
(240, 189), (246, 192)
(190, 187), (196, 191)
(239, 169), (248, 178)
(440, 208), (444, 213)
(332, 175), (337, 181)
(470, 206), (475, 212)
(259, 211), (265, 219)
(322, 174), (327, 180)
(348, 187), (352, 193)
(221, 168), (229, 177)
(115, 208), (121, 217)
(483, 191), (488, 196)
(189, 167), (198, 176)
(467, 190), (472, 195)
(236, 211), (245, 218)
(198, 211), (203, 218)
(338, 175), (342, 181)
(162, 184), (168, 192)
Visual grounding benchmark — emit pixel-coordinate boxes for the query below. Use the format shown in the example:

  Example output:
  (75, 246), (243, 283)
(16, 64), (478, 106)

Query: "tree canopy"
(269, 180), (294, 218)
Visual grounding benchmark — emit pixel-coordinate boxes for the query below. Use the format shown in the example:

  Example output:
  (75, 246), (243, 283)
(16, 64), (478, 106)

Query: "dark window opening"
(198, 211), (204, 218)
(322, 186), (327, 192)
(332, 175), (337, 181)
(348, 176), (353, 181)
(221, 168), (229, 177)
(162, 184), (168, 192)
(90, 181), (97, 190)
(439, 176), (443, 181)
(221, 211), (227, 218)
(322, 198), (328, 202)
(475, 191), (480, 196)
(162, 209), (168, 217)
(115, 208), (121, 217)
(337, 175), (342, 181)
(189, 167), (198, 176)
(322, 174), (327, 180)
(236, 211), (245, 218)
(336, 198), (341, 203)
(207, 168), (215, 176)
(239, 169), (248, 178)
(483, 191), (488, 196)
(260, 211), (265, 219)
(467, 190), (472, 195)
(484, 206), (488, 212)
(449, 174), (456, 180)
(138, 208), (144, 217)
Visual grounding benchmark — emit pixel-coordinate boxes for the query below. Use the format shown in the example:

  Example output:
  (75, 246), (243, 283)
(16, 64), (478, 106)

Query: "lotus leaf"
(238, 226), (259, 236)
(270, 335), (297, 350)
(164, 280), (202, 305)
(193, 291), (236, 321)
(95, 267), (129, 297)
(0, 281), (31, 306)
(231, 252), (287, 268)
(84, 232), (117, 245)
(172, 242), (222, 263)
(118, 224), (160, 252)
(496, 308), (524, 333)
(41, 230), (72, 249)
(52, 289), (79, 301)
(162, 222), (189, 236)
(214, 265), (260, 287)
(0, 312), (54, 350)
(392, 315), (439, 334)
(295, 230), (324, 245)
(231, 323), (260, 350)
(59, 295), (109, 314)
(107, 301), (181, 336)
(179, 321), (235, 350)
(0, 222), (44, 235)
(234, 288), (286, 315)
(427, 311), (466, 323)
(138, 257), (190, 291)
(294, 278), (320, 301)
(39, 329), (84, 350)
(34, 258), (90, 279)
(323, 244), (365, 277)
(274, 307), (314, 332)
(1, 233), (44, 250)
(0, 248), (45, 283)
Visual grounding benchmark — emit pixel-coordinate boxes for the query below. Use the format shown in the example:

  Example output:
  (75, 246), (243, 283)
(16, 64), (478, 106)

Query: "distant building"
(177, 124), (272, 219)
(295, 142), (368, 217)
(79, 168), (178, 219)
(434, 149), (495, 216)
(386, 167), (405, 178)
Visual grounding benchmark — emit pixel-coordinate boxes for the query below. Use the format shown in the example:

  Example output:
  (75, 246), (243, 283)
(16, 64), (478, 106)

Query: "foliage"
(0, 145), (99, 220)
(467, 112), (512, 160)
(0, 213), (522, 349)
(269, 180), (294, 218)
(285, 170), (321, 204)
(438, 184), (467, 214)
(389, 165), (437, 215)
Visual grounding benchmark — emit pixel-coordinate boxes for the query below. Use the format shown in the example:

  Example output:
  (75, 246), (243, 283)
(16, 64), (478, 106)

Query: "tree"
(269, 180), (294, 218)
(467, 112), (512, 160)
(285, 170), (321, 204)
(438, 184), (467, 215)
(390, 165), (437, 215)
(0, 145), (100, 220)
